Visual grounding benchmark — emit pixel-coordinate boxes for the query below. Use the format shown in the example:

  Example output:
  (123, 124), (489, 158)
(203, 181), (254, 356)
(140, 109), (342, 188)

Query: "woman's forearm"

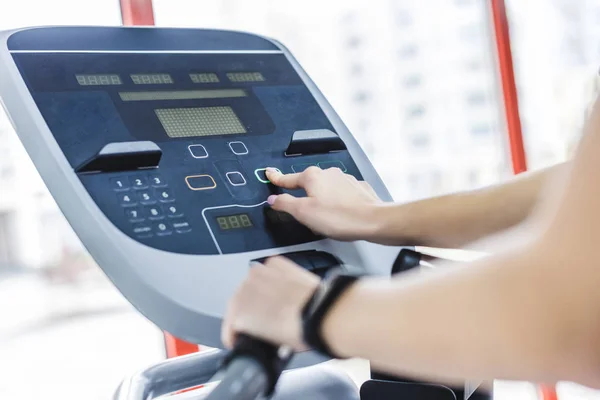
(367, 163), (565, 248)
(321, 242), (600, 387)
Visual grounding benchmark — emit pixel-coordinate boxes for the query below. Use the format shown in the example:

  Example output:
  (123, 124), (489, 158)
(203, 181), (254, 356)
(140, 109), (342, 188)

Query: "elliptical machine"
(0, 26), (491, 399)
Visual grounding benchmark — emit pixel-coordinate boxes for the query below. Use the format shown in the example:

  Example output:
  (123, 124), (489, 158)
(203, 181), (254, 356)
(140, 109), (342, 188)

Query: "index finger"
(266, 168), (303, 189)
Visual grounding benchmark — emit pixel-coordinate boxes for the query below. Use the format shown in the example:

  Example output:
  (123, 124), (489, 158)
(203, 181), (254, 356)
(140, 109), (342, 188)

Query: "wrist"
(319, 279), (366, 359)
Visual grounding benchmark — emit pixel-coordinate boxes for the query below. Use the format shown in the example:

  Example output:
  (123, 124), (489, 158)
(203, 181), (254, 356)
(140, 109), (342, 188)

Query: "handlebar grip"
(221, 334), (293, 397)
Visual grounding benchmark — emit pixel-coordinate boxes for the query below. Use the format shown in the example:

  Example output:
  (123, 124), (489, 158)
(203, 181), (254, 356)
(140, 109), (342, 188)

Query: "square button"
(226, 171), (247, 186)
(229, 141), (248, 155)
(118, 193), (137, 206)
(138, 190), (156, 205)
(185, 175), (217, 191)
(144, 205), (164, 220)
(110, 177), (130, 191)
(130, 176), (149, 189)
(292, 163), (317, 173)
(133, 224), (152, 238)
(318, 160), (347, 172)
(155, 222), (173, 236)
(156, 188), (175, 202)
(125, 207), (143, 222)
(172, 219), (192, 233)
(165, 204), (184, 218)
(149, 174), (167, 187)
(188, 144), (208, 159)
(255, 168), (281, 183)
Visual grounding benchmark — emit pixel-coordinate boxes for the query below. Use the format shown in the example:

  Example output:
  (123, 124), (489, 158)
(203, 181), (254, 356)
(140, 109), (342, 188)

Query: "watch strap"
(301, 271), (361, 358)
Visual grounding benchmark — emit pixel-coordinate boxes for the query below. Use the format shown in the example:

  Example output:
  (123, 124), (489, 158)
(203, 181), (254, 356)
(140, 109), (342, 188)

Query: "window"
(470, 124), (492, 136)
(409, 133), (431, 148)
(398, 44), (418, 59)
(395, 10), (413, 27)
(350, 63), (364, 76)
(407, 105), (426, 118)
(403, 75), (422, 88)
(346, 35), (362, 49)
(466, 91), (487, 106)
(353, 91), (370, 103)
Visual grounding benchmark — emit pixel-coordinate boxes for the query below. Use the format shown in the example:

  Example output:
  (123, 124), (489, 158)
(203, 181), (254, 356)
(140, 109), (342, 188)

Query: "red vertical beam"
(120, 0), (155, 26)
(491, 0), (528, 175)
(119, 0), (199, 359)
(491, 3), (557, 399)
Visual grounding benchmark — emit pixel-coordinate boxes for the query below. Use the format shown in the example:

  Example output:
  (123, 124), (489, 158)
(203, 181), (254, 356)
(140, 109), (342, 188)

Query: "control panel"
(12, 50), (361, 255)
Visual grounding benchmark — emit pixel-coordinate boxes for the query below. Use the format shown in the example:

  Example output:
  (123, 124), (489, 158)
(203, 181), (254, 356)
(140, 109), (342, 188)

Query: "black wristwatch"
(301, 270), (362, 359)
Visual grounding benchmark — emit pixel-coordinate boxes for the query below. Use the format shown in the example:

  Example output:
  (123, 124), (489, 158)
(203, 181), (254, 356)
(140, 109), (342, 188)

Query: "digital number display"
(226, 72), (266, 82)
(76, 74), (122, 86)
(190, 73), (220, 83)
(131, 74), (174, 85)
(216, 214), (254, 230)
(155, 106), (247, 138)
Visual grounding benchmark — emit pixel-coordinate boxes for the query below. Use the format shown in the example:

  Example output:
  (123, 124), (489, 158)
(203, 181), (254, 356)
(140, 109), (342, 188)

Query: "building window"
(403, 75), (422, 88)
(470, 124), (492, 136)
(407, 105), (426, 118)
(354, 91), (370, 103)
(346, 35), (362, 49)
(466, 91), (487, 106)
(398, 44), (418, 59)
(350, 63), (364, 76)
(395, 11), (413, 27)
(409, 133), (430, 148)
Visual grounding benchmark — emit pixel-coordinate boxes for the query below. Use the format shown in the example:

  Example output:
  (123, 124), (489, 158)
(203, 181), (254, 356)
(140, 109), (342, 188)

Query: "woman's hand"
(266, 167), (383, 241)
(221, 257), (320, 350)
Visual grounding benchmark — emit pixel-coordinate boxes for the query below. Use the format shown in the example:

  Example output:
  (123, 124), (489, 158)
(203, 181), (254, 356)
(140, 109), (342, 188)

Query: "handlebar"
(114, 335), (293, 400)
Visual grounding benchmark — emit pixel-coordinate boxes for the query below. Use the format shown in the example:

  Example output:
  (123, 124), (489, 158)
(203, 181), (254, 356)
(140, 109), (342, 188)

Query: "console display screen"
(216, 214), (254, 230)
(131, 74), (173, 84)
(155, 106), (247, 138)
(76, 74), (122, 86)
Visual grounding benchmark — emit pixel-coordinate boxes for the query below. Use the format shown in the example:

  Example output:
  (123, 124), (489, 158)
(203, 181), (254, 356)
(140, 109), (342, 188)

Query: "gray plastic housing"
(0, 27), (401, 369)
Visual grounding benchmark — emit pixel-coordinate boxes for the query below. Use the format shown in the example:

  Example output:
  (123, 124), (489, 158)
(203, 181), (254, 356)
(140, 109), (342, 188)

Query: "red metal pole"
(120, 0), (155, 26)
(490, 0), (528, 175)
(491, 1), (557, 399)
(119, 0), (198, 358)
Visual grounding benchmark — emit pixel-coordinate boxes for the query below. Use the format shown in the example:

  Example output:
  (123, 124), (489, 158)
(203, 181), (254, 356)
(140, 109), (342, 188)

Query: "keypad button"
(144, 205), (165, 220)
(292, 163), (317, 173)
(149, 174), (167, 187)
(156, 188), (175, 202)
(132, 224), (152, 237)
(130, 176), (149, 189)
(110, 177), (130, 191)
(185, 175), (216, 191)
(165, 204), (184, 218)
(138, 191), (156, 205)
(254, 168), (281, 183)
(154, 222), (173, 236)
(228, 141), (248, 155)
(188, 144), (208, 159)
(318, 161), (347, 172)
(118, 193), (137, 206)
(172, 219), (192, 234)
(226, 171), (247, 186)
(125, 207), (144, 222)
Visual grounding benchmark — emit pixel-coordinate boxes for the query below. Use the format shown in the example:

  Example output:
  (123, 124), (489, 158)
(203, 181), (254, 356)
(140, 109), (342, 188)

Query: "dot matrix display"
(131, 74), (174, 85)
(76, 74), (122, 86)
(155, 106), (247, 138)
(226, 72), (266, 82)
(190, 73), (220, 83)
